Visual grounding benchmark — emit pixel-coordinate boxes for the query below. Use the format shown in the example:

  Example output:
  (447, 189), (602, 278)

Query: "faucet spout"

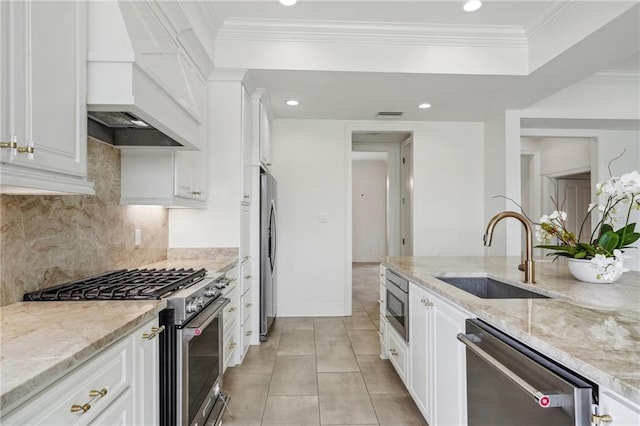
(483, 211), (536, 284)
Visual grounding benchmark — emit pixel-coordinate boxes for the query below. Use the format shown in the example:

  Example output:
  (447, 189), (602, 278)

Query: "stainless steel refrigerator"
(260, 170), (277, 341)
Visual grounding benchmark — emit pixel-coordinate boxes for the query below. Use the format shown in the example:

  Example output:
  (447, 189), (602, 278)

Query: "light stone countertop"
(382, 256), (640, 404)
(0, 300), (166, 412)
(0, 247), (239, 414)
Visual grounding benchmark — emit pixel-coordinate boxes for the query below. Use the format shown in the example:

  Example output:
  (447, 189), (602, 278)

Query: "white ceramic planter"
(567, 258), (623, 284)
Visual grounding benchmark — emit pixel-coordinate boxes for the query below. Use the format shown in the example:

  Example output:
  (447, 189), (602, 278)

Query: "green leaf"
(574, 251), (587, 259)
(621, 232), (640, 247)
(598, 231), (620, 252)
(576, 243), (596, 256)
(599, 223), (614, 237)
(615, 223), (636, 236)
(536, 245), (576, 253)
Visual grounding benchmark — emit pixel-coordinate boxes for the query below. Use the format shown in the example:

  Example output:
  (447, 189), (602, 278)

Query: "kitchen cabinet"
(379, 264), (388, 359)
(241, 203), (251, 260)
(597, 387), (640, 425)
(2, 318), (159, 425)
(120, 148), (207, 208)
(0, 0), (94, 195)
(238, 258), (255, 363)
(386, 323), (409, 384)
(252, 89), (273, 170)
(221, 274), (239, 372)
(242, 86), (253, 202)
(407, 281), (471, 426)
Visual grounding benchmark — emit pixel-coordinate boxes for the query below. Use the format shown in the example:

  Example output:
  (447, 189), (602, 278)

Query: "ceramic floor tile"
(262, 396), (320, 425)
(316, 341), (360, 372)
(343, 312), (377, 330)
(315, 320), (349, 342)
(347, 329), (381, 355)
(221, 372), (271, 424)
(356, 355), (408, 395)
(370, 394), (428, 426)
(231, 345), (278, 375)
(269, 355), (318, 396)
(281, 317), (315, 332)
(317, 372), (368, 396)
(277, 330), (316, 356)
(319, 395), (378, 425)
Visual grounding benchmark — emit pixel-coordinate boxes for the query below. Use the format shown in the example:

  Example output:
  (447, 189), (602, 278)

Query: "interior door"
(557, 176), (591, 242)
(401, 138), (413, 255)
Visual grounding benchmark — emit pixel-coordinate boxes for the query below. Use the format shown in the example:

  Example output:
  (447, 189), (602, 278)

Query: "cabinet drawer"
(3, 335), (133, 425)
(223, 320), (237, 371)
(241, 289), (253, 325)
(223, 287), (238, 335)
(241, 259), (253, 296)
(241, 322), (254, 359)
(379, 264), (387, 285)
(379, 282), (386, 317)
(386, 326), (408, 384)
(88, 388), (133, 426)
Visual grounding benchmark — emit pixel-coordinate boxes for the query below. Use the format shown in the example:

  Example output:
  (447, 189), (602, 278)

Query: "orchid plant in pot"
(535, 170), (640, 283)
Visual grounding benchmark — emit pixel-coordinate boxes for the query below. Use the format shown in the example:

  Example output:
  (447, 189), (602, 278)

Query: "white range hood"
(87, 0), (209, 150)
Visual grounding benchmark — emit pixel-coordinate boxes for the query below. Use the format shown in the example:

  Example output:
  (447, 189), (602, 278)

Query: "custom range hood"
(87, 0), (210, 149)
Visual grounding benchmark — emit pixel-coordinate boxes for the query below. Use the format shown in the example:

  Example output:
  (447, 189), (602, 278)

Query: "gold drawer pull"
(245, 275), (252, 279)
(0, 140), (17, 149)
(89, 388), (108, 398)
(377, 299), (383, 304)
(71, 403), (91, 414)
(227, 307), (237, 313)
(389, 348), (398, 356)
(228, 342), (237, 349)
(142, 326), (165, 340)
(245, 330), (253, 336)
(591, 414), (613, 424)
(245, 303), (252, 308)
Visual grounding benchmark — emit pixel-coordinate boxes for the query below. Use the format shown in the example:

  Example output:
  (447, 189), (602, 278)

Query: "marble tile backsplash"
(0, 138), (168, 306)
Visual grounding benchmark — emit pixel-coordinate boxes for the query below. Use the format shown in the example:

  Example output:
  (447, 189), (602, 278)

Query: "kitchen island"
(382, 256), (640, 406)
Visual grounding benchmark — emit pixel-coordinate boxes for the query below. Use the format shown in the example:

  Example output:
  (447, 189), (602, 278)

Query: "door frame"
(345, 122), (416, 315)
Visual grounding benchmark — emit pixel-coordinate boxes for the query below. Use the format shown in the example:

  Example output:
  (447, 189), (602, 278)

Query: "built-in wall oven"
(458, 319), (596, 426)
(385, 270), (409, 342)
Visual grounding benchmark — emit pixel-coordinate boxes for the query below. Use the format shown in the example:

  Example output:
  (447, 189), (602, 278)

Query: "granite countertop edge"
(382, 256), (640, 405)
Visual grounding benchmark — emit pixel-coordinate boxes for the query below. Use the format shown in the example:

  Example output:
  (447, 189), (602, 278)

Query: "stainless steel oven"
(160, 275), (231, 426)
(385, 270), (409, 342)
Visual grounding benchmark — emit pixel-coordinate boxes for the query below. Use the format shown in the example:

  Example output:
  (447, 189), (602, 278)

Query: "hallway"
(221, 262), (426, 425)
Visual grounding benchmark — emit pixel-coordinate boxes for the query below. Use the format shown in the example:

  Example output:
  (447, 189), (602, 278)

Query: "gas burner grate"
(23, 268), (207, 301)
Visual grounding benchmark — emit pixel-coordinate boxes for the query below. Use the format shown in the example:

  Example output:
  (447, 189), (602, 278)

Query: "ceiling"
(206, 1), (640, 122)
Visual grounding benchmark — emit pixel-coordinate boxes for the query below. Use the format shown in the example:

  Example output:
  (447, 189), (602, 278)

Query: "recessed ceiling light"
(463, 0), (482, 12)
(418, 103), (432, 109)
(285, 99), (300, 106)
(280, 0), (297, 6)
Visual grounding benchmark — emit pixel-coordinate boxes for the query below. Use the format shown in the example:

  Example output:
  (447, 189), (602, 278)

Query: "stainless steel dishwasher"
(458, 319), (596, 426)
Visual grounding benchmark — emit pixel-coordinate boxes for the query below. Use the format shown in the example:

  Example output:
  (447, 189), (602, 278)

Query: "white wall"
(272, 119), (485, 316)
(520, 75), (640, 270)
(352, 158), (387, 262)
(169, 80), (243, 247)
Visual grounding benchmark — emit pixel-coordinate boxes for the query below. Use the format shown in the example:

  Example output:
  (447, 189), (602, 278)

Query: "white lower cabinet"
(405, 282), (471, 426)
(598, 387), (640, 426)
(221, 268), (239, 371)
(2, 318), (159, 425)
(386, 324), (409, 385)
(238, 258), (254, 362)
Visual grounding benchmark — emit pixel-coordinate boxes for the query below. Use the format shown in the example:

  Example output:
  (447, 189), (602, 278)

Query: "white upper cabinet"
(0, 0), (94, 195)
(120, 148), (207, 208)
(251, 89), (273, 170)
(242, 87), (253, 202)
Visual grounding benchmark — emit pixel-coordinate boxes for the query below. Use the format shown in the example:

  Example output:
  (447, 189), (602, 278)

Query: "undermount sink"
(436, 276), (549, 299)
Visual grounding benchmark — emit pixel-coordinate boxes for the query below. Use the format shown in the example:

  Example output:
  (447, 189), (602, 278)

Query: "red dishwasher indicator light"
(539, 396), (550, 407)
(194, 328), (202, 336)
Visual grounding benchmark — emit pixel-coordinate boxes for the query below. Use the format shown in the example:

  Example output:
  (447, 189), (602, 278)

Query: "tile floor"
(221, 262), (427, 426)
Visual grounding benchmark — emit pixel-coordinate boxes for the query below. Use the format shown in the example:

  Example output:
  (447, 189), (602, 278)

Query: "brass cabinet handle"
(245, 303), (252, 308)
(591, 414), (613, 424)
(245, 330), (253, 336)
(243, 195), (250, 199)
(389, 348), (398, 356)
(245, 275), (252, 279)
(0, 141), (17, 149)
(142, 326), (165, 340)
(191, 191), (202, 195)
(70, 403), (91, 414)
(377, 299), (383, 304)
(70, 387), (108, 414)
(89, 388), (108, 398)
(228, 342), (237, 349)
(227, 307), (237, 313)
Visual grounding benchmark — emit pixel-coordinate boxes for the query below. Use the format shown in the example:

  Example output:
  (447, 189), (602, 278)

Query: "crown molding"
(582, 70), (640, 87)
(216, 18), (528, 49)
(525, 1), (578, 42)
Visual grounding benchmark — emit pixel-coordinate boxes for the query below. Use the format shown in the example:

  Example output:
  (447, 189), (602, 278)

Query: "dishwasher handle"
(457, 333), (573, 409)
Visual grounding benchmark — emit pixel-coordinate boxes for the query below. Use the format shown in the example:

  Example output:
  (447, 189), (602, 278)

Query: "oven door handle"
(182, 298), (230, 340)
(457, 333), (572, 409)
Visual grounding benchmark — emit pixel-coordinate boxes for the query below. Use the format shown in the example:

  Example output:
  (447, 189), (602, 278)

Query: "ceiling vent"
(376, 111), (404, 119)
